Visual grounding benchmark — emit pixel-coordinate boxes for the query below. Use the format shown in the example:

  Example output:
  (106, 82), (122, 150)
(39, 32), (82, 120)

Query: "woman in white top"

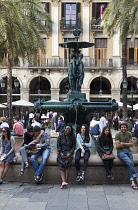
(75, 124), (92, 182)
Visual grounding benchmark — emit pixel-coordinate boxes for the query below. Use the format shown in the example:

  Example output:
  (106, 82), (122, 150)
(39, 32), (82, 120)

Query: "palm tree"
(103, 0), (138, 120)
(0, 0), (52, 128)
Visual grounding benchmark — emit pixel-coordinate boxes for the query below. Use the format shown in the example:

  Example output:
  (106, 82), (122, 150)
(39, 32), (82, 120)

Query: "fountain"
(34, 29), (118, 132)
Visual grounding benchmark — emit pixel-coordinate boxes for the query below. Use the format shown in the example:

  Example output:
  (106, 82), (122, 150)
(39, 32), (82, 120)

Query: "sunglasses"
(1, 130), (6, 132)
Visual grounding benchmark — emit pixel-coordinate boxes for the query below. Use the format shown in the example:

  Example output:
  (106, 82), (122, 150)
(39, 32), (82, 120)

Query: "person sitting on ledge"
(75, 124), (92, 182)
(0, 127), (15, 184)
(30, 126), (51, 182)
(11, 117), (24, 136)
(57, 125), (76, 189)
(89, 117), (100, 135)
(97, 126), (114, 180)
(18, 126), (44, 176)
(115, 122), (138, 190)
(31, 117), (42, 128)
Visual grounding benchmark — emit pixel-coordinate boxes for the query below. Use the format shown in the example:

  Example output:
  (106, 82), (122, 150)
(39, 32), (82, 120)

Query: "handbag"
(28, 149), (39, 155)
(102, 153), (115, 160)
(57, 154), (71, 168)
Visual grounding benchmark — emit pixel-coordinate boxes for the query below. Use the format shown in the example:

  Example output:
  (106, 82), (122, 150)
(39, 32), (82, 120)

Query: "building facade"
(0, 0), (138, 116)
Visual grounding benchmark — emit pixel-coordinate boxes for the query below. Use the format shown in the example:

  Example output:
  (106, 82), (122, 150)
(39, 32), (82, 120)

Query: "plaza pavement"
(0, 182), (138, 210)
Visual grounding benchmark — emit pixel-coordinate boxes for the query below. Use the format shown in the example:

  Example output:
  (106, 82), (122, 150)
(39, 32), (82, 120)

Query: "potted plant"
(60, 19), (66, 27)
(90, 19), (97, 25)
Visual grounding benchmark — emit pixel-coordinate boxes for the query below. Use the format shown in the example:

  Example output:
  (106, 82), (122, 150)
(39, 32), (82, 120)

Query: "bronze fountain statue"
(34, 29), (118, 132)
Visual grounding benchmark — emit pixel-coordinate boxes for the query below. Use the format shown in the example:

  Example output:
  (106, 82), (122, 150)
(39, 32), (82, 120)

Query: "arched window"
(60, 77), (69, 94)
(90, 77), (111, 94)
(29, 76), (51, 102)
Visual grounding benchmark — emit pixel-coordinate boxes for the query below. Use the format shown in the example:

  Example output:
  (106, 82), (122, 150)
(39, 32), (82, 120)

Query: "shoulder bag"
(102, 153), (115, 160)
(57, 154), (71, 168)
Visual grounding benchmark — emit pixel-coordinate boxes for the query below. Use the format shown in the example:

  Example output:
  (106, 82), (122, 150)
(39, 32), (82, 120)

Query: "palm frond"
(103, 0), (137, 42)
(0, 0), (52, 65)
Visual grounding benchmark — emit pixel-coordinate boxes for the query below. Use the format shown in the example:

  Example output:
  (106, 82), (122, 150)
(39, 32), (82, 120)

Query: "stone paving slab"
(103, 184), (123, 195)
(106, 194), (130, 210)
(29, 194), (50, 202)
(0, 182), (138, 210)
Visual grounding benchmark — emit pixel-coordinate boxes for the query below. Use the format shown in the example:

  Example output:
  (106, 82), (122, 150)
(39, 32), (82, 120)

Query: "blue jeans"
(31, 149), (50, 176)
(118, 150), (138, 181)
(10, 132), (23, 136)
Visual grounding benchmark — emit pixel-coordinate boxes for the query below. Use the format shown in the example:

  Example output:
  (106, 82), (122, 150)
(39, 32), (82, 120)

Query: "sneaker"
(34, 175), (40, 182)
(0, 180), (3, 184)
(39, 174), (43, 181)
(106, 174), (112, 178)
(76, 175), (81, 182)
(62, 182), (68, 188)
(34, 174), (43, 182)
(60, 182), (68, 189)
(80, 174), (85, 181)
(111, 175), (114, 181)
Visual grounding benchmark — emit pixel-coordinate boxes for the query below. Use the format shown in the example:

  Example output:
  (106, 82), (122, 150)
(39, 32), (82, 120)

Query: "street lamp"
(38, 75), (41, 95)
(0, 77), (19, 130)
(0, 77), (6, 91)
(99, 76), (103, 96)
(122, 77), (138, 119)
(122, 78), (128, 89)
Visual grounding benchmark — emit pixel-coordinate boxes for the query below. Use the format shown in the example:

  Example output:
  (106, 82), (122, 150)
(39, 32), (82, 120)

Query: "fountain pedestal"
(66, 92), (87, 102)
(34, 29), (118, 132)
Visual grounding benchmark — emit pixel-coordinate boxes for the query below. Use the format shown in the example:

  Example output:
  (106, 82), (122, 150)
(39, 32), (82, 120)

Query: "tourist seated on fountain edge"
(11, 117), (24, 136)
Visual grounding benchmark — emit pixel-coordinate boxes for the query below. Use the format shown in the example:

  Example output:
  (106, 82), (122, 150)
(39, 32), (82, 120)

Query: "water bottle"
(81, 152), (84, 157)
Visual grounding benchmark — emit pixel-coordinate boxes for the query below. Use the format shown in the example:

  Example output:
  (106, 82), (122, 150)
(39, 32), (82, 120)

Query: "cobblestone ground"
(0, 182), (138, 210)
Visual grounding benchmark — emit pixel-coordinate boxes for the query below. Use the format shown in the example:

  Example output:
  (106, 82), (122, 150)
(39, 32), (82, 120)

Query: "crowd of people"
(89, 113), (138, 136)
(0, 112), (138, 190)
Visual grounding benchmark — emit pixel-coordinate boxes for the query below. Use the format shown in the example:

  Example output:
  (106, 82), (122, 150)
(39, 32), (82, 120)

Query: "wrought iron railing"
(91, 24), (103, 31)
(29, 58), (113, 68)
(60, 18), (81, 30)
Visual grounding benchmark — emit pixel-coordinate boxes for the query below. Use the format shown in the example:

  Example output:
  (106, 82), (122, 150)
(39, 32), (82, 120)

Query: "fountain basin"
(34, 99), (118, 127)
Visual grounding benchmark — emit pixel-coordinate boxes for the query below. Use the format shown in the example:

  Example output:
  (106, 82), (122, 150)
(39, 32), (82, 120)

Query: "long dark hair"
(80, 124), (90, 143)
(1, 127), (11, 140)
(101, 126), (113, 143)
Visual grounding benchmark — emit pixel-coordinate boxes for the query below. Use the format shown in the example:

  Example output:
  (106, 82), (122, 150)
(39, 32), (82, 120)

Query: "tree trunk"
(7, 57), (13, 130)
(122, 39), (128, 121)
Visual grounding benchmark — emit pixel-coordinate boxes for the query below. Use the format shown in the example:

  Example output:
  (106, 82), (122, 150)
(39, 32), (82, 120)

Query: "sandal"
(25, 162), (29, 169)
(131, 184), (138, 190)
(18, 170), (24, 176)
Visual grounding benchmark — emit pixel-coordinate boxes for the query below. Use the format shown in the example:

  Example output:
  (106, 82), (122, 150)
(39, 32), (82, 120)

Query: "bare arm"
(0, 139), (3, 156)
(54, 122), (56, 130)
(12, 124), (15, 132)
(116, 139), (134, 148)
(35, 130), (44, 142)
(6, 137), (15, 157)
(122, 139), (134, 147)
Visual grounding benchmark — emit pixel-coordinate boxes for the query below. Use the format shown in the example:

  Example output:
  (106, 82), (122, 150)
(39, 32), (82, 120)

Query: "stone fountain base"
(66, 92), (87, 102)
(35, 98), (118, 132)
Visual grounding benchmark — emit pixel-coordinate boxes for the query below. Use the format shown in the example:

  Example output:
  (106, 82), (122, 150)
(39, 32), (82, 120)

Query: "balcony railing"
(60, 18), (81, 31)
(91, 24), (103, 31)
(29, 58), (113, 68)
